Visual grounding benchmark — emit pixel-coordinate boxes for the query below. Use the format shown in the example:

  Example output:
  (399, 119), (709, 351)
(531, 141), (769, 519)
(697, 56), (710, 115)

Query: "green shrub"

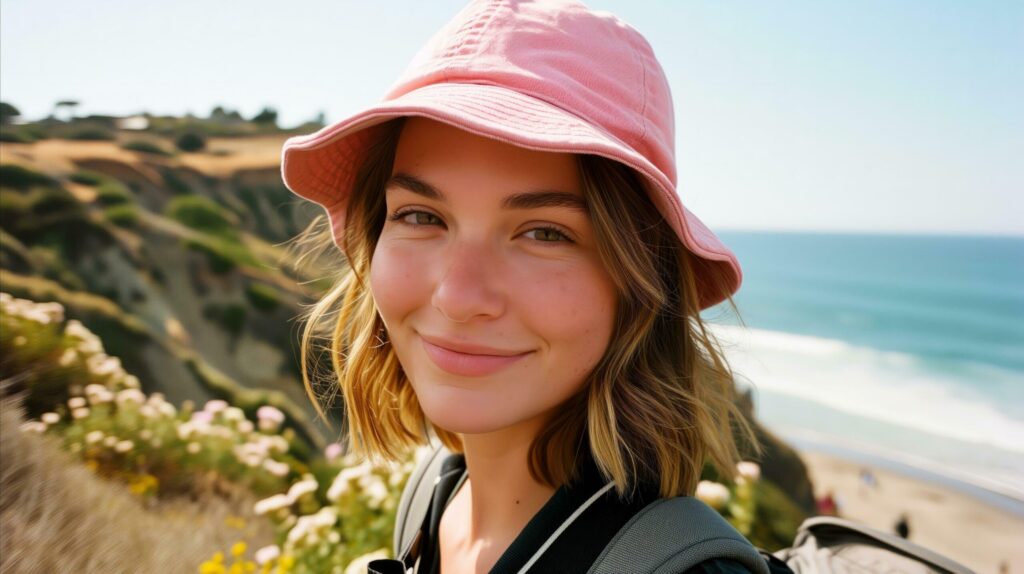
(104, 204), (139, 227)
(0, 130), (32, 143)
(175, 132), (206, 152)
(245, 282), (280, 312)
(202, 302), (247, 336)
(184, 237), (251, 274)
(0, 192), (30, 226)
(69, 170), (105, 186)
(95, 181), (133, 207)
(29, 187), (80, 216)
(159, 168), (190, 195)
(165, 195), (235, 239)
(121, 140), (173, 157)
(1, 164), (57, 190)
(66, 126), (116, 141)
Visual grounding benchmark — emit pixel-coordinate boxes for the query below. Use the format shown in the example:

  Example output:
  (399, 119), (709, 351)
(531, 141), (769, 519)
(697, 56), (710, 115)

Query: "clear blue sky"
(2, 0), (1021, 236)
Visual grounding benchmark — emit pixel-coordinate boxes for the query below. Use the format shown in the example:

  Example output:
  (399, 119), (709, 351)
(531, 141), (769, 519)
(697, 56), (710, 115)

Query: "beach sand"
(796, 448), (1024, 574)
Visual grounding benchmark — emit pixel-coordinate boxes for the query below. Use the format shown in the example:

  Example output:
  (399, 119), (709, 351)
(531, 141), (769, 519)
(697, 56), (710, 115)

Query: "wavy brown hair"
(291, 117), (762, 500)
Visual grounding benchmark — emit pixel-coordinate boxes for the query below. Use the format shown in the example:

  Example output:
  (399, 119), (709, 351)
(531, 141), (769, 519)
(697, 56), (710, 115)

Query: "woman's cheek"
(370, 241), (431, 322)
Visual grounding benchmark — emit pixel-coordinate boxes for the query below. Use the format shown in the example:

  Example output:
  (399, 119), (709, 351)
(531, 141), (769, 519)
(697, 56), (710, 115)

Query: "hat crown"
(384, 0), (677, 184)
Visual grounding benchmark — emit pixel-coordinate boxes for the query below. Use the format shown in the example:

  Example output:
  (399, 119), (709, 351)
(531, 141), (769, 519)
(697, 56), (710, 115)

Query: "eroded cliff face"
(0, 135), (341, 454)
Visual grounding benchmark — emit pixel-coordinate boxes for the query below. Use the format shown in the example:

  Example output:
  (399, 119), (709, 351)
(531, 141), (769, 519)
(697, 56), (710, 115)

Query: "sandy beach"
(795, 447), (1024, 574)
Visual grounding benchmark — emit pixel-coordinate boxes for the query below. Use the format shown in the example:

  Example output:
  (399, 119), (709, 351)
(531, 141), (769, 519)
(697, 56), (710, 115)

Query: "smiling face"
(369, 117), (618, 435)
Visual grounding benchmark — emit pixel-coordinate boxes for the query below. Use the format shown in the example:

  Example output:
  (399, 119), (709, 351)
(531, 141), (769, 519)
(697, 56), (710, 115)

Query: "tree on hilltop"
(0, 102), (20, 125)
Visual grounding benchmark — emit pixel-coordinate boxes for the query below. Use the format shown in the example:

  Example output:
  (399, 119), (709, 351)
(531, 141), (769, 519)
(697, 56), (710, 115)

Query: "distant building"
(117, 115), (150, 130)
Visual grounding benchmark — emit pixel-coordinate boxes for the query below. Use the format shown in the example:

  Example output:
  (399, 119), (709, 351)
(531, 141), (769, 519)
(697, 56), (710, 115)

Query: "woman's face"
(369, 117), (618, 435)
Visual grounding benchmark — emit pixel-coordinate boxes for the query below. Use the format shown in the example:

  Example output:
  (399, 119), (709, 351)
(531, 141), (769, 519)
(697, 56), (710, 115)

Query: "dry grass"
(0, 388), (276, 574)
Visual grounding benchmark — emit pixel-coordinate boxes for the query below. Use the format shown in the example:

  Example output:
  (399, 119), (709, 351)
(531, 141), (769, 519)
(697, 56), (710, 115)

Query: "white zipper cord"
(514, 480), (617, 574)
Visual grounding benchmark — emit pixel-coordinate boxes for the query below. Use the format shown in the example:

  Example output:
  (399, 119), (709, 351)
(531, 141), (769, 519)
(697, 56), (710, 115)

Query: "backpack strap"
(394, 442), (452, 562)
(587, 496), (771, 574)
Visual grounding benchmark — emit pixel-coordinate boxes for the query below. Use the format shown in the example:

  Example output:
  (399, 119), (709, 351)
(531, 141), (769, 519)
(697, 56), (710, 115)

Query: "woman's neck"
(440, 418), (558, 562)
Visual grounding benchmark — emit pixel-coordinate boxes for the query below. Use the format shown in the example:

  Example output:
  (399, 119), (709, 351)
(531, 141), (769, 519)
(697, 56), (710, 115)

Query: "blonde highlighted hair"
(292, 117), (762, 500)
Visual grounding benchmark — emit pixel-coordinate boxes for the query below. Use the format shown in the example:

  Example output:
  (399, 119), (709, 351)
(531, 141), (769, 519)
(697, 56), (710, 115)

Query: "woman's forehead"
(391, 117), (582, 197)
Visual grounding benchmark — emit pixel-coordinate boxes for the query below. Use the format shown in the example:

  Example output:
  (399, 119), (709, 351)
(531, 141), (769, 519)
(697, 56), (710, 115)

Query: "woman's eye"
(389, 210), (442, 226)
(523, 226), (573, 243)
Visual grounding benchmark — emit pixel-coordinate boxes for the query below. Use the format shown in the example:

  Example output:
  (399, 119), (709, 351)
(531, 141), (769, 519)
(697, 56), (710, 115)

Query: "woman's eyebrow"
(386, 172), (588, 213)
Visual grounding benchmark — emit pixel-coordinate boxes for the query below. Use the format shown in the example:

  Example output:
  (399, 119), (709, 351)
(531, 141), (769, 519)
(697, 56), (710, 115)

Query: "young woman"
(281, 1), (788, 572)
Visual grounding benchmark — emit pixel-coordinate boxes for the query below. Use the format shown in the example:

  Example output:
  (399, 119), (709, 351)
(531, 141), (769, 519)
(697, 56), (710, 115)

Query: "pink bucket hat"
(281, 0), (742, 310)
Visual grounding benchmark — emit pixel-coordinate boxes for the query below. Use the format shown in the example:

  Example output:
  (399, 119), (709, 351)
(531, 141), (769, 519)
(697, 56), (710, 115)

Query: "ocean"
(702, 231), (1024, 508)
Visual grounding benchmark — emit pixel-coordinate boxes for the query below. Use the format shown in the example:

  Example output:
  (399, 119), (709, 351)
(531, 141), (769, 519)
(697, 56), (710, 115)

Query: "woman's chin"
(417, 392), (512, 435)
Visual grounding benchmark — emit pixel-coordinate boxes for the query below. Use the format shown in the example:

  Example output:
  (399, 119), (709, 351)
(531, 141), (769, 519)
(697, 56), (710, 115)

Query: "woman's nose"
(431, 243), (505, 323)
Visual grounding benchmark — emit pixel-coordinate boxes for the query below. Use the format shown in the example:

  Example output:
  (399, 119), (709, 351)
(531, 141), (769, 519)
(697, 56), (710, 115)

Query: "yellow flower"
(199, 560), (226, 574)
(231, 541), (247, 558)
(276, 555), (295, 573)
(229, 564), (245, 574)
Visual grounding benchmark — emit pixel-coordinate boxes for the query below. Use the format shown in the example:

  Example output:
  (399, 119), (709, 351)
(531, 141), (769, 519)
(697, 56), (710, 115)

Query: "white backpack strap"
(588, 496), (771, 574)
(394, 443), (451, 562)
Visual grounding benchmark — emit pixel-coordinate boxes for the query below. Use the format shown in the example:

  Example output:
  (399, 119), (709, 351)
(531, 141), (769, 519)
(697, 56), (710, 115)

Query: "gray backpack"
(391, 443), (976, 574)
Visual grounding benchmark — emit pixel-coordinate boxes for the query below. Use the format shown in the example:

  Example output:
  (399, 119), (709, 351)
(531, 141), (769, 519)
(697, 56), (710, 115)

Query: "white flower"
(287, 476), (319, 502)
(116, 388), (145, 406)
(41, 412), (60, 425)
(363, 477), (389, 509)
(87, 354), (123, 377)
(254, 544), (280, 565)
(84, 383), (106, 395)
(286, 507), (337, 547)
(237, 419), (254, 434)
(177, 422), (196, 441)
(344, 549), (390, 574)
(263, 458), (290, 477)
(223, 407), (245, 423)
(257, 405), (284, 424)
(67, 396), (87, 409)
(736, 461), (761, 483)
(85, 430), (105, 445)
(203, 399), (228, 414)
(139, 429), (153, 441)
(115, 440), (134, 453)
(326, 460), (374, 502)
(186, 442), (201, 454)
(87, 389), (114, 405)
(324, 442), (343, 462)
(254, 494), (292, 516)
(157, 402), (177, 418)
(263, 435), (289, 454)
(58, 348), (78, 367)
(71, 407), (90, 420)
(696, 480), (731, 511)
(103, 435), (119, 447)
(139, 404), (157, 419)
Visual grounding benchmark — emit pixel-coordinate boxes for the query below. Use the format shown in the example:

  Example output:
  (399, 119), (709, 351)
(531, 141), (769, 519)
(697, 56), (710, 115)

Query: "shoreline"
(779, 430), (1024, 518)
(786, 435), (1024, 573)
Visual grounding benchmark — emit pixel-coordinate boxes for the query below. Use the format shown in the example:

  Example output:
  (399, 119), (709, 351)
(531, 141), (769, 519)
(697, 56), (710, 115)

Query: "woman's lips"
(420, 337), (532, 377)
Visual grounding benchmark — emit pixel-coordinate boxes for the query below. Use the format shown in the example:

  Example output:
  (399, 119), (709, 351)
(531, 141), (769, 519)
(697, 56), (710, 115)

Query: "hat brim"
(280, 82), (741, 309)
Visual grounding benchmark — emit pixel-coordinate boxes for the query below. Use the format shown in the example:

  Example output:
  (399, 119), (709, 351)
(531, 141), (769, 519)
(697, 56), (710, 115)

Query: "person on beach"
(282, 1), (792, 572)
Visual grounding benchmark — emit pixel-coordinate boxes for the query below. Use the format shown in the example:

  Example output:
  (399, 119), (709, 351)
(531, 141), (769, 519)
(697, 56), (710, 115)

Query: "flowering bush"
(203, 444), (432, 574)
(696, 459), (762, 536)
(4, 292), (301, 500)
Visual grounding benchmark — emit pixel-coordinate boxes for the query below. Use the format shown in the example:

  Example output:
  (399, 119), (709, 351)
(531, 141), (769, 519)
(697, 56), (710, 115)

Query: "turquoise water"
(702, 231), (1024, 499)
